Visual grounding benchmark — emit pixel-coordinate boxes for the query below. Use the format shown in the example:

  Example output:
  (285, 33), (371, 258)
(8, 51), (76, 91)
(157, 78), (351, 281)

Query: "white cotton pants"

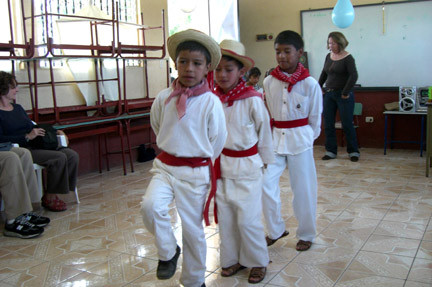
(262, 149), (317, 242)
(216, 176), (269, 268)
(140, 159), (209, 287)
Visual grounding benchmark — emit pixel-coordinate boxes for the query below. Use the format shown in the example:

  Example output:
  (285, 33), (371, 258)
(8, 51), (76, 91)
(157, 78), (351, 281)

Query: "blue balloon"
(332, 0), (355, 28)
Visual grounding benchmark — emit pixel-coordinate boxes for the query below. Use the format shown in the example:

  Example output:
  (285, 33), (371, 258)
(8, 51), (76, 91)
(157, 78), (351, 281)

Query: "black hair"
(0, 71), (17, 96)
(221, 55), (244, 69)
(265, 68), (275, 77)
(274, 30), (304, 51)
(175, 41), (211, 64)
(248, 67), (261, 78)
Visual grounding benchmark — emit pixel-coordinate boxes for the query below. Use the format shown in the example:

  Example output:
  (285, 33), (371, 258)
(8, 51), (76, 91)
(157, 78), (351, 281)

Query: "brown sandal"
(266, 230), (289, 246)
(221, 263), (246, 277)
(296, 240), (312, 251)
(248, 267), (266, 284)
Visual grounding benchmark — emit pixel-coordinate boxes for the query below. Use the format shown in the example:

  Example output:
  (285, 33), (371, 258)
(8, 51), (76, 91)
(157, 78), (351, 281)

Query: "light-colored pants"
(140, 159), (209, 287)
(0, 147), (38, 220)
(216, 176), (269, 268)
(262, 149), (317, 242)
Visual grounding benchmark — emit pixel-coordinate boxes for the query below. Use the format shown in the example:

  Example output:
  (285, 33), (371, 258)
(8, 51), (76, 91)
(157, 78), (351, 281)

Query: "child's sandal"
(221, 263), (246, 277)
(295, 240), (312, 251)
(248, 267), (266, 284)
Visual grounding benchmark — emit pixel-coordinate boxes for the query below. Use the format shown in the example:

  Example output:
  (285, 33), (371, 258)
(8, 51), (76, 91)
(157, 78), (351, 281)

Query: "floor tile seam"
(404, 278), (432, 287)
(376, 218), (429, 229)
(315, 189), (368, 235)
(286, 260), (346, 287)
(264, 258), (294, 286)
(0, 280), (15, 287)
(42, 213), (119, 241)
(0, 266), (21, 284)
(404, 216), (432, 278)
(335, 266), (415, 283)
(49, 251), (140, 284)
(315, 209), (346, 237)
(47, 263), (91, 287)
(343, 192), (398, 217)
(0, 258), (52, 285)
(76, 175), (149, 195)
(53, 270), (101, 287)
(332, 220), (384, 286)
(333, 206), (392, 285)
(353, 196), (422, 263)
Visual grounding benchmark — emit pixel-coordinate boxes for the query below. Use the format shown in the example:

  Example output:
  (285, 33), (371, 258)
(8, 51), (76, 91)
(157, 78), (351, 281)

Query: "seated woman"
(0, 71), (79, 211)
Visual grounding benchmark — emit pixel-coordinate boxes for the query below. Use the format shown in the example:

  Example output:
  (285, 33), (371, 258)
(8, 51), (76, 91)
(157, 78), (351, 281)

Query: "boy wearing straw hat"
(214, 39), (274, 284)
(140, 29), (227, 287)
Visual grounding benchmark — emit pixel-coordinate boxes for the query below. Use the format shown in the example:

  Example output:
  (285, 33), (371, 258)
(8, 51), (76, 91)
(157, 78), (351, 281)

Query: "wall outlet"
(365, 117), (374, 123)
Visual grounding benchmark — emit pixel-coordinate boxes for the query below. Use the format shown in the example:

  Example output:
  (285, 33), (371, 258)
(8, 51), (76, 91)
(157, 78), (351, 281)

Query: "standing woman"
(0, 71), (79, 211)
(319, 32), (359, 162)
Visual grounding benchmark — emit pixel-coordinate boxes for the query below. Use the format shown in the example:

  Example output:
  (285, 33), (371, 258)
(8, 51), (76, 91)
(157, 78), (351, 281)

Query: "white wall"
(238, 0), (405, 84)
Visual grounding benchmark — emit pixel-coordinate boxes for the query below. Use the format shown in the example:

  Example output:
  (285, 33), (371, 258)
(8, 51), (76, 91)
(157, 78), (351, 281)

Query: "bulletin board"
(301, 0), (432, 88)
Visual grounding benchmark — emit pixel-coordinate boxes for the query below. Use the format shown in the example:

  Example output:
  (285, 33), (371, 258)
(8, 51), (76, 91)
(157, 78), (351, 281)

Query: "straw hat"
(167, 29), (222, 71)
(219, 39), (254, 71)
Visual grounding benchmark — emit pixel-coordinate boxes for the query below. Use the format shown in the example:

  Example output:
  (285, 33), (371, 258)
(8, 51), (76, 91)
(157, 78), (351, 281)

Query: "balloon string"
(382, 2), (385, 34)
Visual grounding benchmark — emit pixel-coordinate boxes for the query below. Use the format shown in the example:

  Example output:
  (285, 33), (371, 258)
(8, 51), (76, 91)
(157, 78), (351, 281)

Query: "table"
(383, 110), (426, 157)
(426, 103), (432, 176)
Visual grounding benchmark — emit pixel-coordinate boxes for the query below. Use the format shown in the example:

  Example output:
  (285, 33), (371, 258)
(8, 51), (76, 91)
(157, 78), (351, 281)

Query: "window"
(33, 0), (137, 67)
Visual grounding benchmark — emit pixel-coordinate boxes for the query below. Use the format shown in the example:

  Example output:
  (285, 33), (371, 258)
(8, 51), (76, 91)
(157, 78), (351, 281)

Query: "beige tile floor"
(0, 146), (431, 287)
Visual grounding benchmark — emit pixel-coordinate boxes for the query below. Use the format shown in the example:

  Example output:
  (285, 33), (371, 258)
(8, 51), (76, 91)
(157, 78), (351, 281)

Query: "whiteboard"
(301, 1), (432, 88)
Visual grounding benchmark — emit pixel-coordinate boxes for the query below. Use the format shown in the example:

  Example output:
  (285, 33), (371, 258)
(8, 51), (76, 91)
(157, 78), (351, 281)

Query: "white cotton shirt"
(150, 88), (227, 160)
(263, 75), (323, 155)
(220, 95), (274, 179)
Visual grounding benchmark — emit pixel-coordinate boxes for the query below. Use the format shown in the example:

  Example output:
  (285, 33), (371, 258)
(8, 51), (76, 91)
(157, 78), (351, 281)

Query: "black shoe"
(201, 284), (206, 287)
(3, 217), (44, 239)
(21, 212), (50, 227)
(322, 155), (335, 160)
(157, 245), (181, 280)
(350, 156), (359, 162)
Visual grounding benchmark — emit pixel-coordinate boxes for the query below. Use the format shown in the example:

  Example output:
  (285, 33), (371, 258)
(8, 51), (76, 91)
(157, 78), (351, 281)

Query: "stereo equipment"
(416, 87), (429, 112)
(399, 86), (416, 112)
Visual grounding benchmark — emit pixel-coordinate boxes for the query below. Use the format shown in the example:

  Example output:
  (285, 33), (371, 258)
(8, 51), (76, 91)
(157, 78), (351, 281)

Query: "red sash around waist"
(156, 151), (216, 226)
(270, 117), (308, 129)
(222, 143), (258, 157)
(214, 143), (259, 181)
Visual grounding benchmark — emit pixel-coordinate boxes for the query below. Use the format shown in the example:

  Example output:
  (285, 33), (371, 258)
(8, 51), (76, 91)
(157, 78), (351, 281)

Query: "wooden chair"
(336, 102), (362, 147)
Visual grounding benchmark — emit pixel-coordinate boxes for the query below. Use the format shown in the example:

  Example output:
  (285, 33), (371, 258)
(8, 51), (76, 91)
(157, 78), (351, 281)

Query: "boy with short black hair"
(214, 39), (273, 284)
(262, 30), (322, 252)
(140, 29), (227, 287)
(246, 67), (263, 93)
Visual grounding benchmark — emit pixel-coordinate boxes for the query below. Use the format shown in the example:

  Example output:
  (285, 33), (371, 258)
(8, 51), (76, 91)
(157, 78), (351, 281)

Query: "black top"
(318, 53), (358, 95)
(0, 103), (34, 147)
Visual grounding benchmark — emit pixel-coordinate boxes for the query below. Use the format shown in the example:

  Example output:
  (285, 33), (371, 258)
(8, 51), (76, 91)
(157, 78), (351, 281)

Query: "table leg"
(420, 115), (425, 157)
(384, 114), (388, 155)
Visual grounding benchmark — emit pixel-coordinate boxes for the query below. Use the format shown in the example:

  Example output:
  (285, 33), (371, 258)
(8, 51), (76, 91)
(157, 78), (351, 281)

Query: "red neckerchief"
(270, 63), (310, 92)
(165, 78), (211, 119)
(214, 78), (262, 106)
